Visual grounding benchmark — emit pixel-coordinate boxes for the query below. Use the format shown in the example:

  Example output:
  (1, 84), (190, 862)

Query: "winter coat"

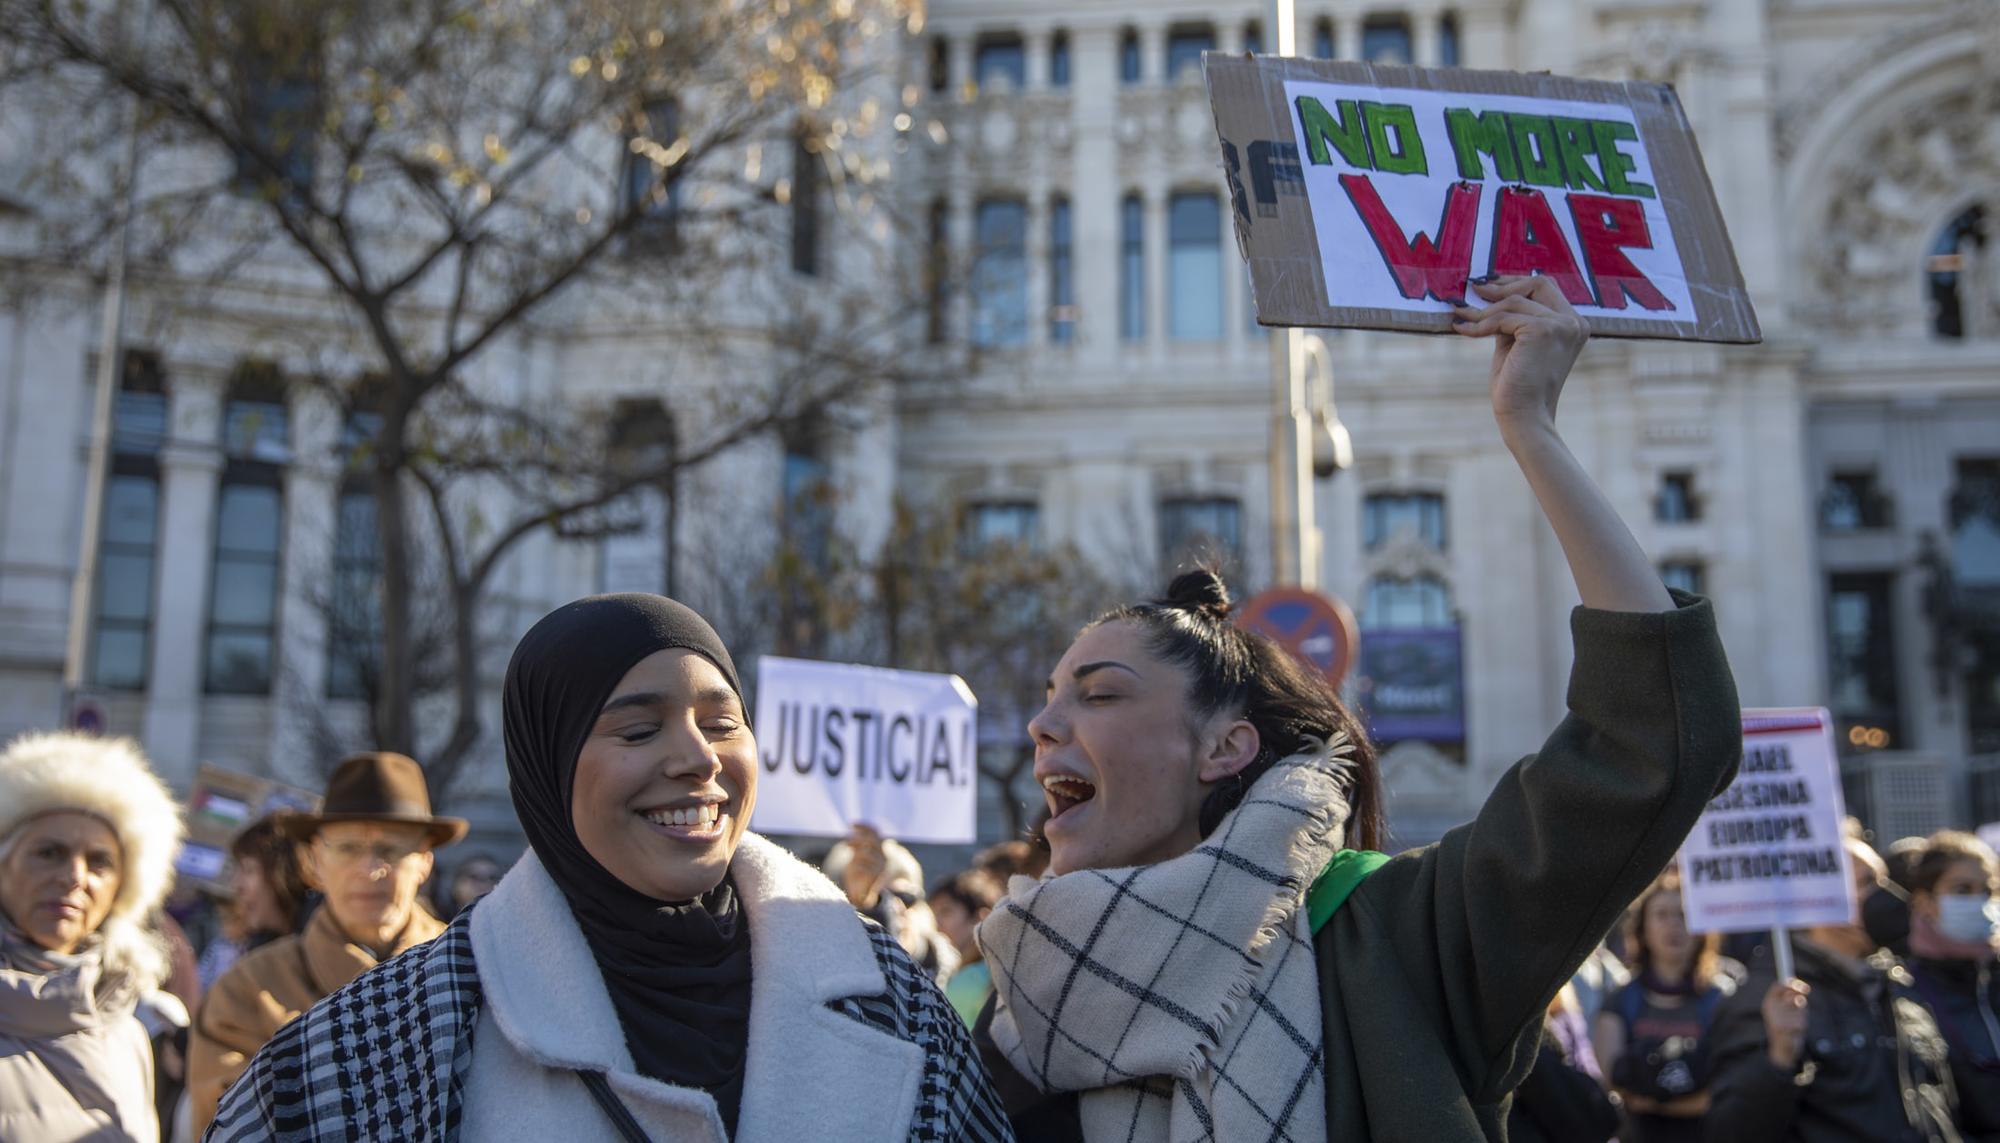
(1908, 954), (2000, 1142)
(0, 945), (159, 1143)
(977, 591), (1743, 1142)
(188, 898), (445, 1136)
(205, 835), (1012, 1142)
(1706, 939), (1961, 1143)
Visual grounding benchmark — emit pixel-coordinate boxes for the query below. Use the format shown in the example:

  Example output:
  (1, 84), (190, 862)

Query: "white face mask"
(1937, 894), (1999, 945)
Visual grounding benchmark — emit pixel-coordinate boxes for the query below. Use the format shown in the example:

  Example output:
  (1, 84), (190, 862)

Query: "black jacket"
(1505, 1023), (1623, 1143)
(1909, 955), (2000, 1143)
(1706, 939), (1960, 1143)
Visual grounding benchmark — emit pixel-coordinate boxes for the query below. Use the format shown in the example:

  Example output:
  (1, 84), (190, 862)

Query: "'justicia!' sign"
(1206, 56), (1761, 344)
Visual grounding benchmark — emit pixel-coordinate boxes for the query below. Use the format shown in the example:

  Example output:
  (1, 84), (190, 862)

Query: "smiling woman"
(210, 594), (1011, 1143)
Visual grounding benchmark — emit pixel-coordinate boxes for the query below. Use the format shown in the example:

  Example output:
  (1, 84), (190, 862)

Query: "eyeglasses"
(318, 839), (426, 868)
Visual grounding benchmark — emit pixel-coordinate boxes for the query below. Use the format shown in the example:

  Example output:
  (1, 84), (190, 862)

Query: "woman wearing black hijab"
(208, 594), (1011, 1143)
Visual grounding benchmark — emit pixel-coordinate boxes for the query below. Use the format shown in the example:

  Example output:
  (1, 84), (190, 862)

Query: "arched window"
(327, 396), (383, 700)
(1362, 575), (1453, 629)
(90, 351), (167, 690)
(1168, 191), (1222, 340)
(601, 399), (678, 596)
(1049, 196), (1075, 344)
(1166, 24), (1215, 83)
(622, 98), (681, 234)
(1049, 31), (1072, 88)
(1120, 192), (1145, 341)
(1928, 204), (1988, 339)
(971, 197), (1028, 347)
(206, 363), (288, 695)
(1119, 28), (1141, 84)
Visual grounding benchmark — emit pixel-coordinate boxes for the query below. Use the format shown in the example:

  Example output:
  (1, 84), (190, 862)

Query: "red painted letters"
(1569, 193), (1673, 311)
(1489, 186), (1593, 305)
(1340, 173), (1480, 303)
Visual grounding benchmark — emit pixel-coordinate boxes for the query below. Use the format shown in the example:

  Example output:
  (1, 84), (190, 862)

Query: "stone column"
(1413, 6), (1444, 67)
(948, 185), (974, 347)
(1460, 5), (1510, 70)
(948, 35), (974, 101)
(1138, 21), (1167, 85)
(140, 371), (224, 788)
(1024, 28), (1051, 91)
(1145, 188), (1169, 361)
(1072, 26), (1121, 366)
(1335, 14), (1362, 61)
(268, 385), (339, 785)
(1025, 191), (1050, 349)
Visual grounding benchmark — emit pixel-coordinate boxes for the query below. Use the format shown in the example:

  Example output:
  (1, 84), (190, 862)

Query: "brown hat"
(280, 752), (468, 848)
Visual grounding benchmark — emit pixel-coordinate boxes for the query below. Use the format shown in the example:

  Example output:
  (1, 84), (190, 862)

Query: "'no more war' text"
(1294, 94), (1671, 311)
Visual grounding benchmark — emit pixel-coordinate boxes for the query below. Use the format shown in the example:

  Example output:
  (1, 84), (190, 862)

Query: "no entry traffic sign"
(1238, 587), (1359, 690)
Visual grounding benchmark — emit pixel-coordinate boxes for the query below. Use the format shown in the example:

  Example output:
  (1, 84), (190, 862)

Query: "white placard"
(1681, 708), (1856, 934)
(751, 656), (979, 844)
(1280, 80), (1696, 322)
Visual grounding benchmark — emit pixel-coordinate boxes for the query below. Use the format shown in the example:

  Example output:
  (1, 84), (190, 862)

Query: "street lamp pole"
(1266, 0), (1322, 590)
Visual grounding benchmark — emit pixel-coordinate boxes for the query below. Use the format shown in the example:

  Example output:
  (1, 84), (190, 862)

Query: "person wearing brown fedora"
(187, 752), (463, 1136)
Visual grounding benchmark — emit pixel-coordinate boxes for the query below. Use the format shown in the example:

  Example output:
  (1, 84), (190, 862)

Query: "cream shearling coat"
(460, 836), (929, 1142)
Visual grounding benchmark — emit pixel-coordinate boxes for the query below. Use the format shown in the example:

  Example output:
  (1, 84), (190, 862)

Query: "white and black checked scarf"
(981, 737), (1354, 1143)
(206, 906), (1012, 1142)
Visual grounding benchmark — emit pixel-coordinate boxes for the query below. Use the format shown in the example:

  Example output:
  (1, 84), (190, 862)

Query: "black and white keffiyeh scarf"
(980, 736), (1355, 1143)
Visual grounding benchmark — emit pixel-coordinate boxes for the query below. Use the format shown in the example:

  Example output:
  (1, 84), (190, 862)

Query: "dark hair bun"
(1162, 568), (1233, 620)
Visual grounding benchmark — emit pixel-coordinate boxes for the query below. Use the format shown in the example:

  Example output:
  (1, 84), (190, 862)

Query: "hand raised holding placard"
(1760, 978), (1811, 1071)
(1452, 275), (1590, 429)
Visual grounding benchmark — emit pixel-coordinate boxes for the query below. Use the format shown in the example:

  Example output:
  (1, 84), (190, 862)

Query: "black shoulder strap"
(575, 1069), (653, 1143)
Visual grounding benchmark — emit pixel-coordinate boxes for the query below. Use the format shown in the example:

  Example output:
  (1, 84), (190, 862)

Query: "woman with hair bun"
(0, 731), (185, 1143)
(972, 277), (1745, 1142)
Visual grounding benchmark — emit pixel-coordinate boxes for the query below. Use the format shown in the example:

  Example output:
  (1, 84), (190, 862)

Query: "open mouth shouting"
(1041, 773), (1098, 822)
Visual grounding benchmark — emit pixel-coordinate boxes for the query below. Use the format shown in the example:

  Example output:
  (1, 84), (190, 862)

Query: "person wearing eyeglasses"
(187, 752), (464, 1137)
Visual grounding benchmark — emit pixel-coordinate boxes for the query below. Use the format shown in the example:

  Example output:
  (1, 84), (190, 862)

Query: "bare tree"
(3, 0), (943, 798)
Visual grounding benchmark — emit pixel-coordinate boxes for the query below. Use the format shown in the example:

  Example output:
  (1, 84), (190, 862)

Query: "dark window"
(1655, 471), (1701, 523)
(622, 99), (682, 233)
(326, 482), (380, 700)
(964, 501), (1039, 549)
(1822, 470), (1893, 531)
(1121, 193), (1145, 342)
(782, 434), (833, 572)
(972, 199), (1028, 347)
(975, 35), (1026, 92)
(1954, 460), (2000, 753)
(1363, 491), (1446, 549)
(1312, 18), (1335, 59)
(1660, 560), (1706, 596)
(234, 63), (318, 198)
(1159, 497), (1243, 573)
(91, 352), (165, 691)
(1049, 197), (1075, 344)
(1168, 192), (1222, 340)
(1439, 13), (1461, 66)
(928, 37), (949, 93)
(1827, 572), (1902, 752)
(926, 199), (949, 344)
(1120, 29), (1141, 83)
(1242, 21), (1263, 54)
(1928, 205), (1987, 339)
(1363, 576), (1452, 628)
(1166, 26), (1215, 83)
(1362, 17), (1413, 63)
(1954, 459), (2000, 587)
(206, 367), (289, 695)
(790, 130), (822, 276)
(601, 400), (677, 596)
(1049, 32), (1071, 88)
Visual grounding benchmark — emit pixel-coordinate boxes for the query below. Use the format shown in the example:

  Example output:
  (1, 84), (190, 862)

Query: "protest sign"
(176, 764), (321, 888)
(1205, 55), (1760, 343)
(751, 656), (978, 845)
(1680, 708), (1855, 934)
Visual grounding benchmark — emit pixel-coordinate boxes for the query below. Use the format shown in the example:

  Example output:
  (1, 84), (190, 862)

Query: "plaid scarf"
(981, 737), (1355, 1143)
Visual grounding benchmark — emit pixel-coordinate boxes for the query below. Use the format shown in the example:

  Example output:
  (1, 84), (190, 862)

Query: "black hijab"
(501, 593), (754, 1132)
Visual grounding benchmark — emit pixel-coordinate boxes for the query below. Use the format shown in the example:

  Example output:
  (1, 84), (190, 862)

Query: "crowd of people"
(3, 278), (1962, 1143)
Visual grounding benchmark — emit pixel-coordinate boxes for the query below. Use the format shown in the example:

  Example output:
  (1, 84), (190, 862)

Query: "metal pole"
(62, 3), (150, 715)
(1266, 0), (1317, 589)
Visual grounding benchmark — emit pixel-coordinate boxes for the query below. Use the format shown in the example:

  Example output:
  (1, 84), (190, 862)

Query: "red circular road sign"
(1237, 587), (1360, 689)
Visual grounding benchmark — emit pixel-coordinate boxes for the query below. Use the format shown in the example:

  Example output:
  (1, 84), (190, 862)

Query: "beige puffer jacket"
(0, 950), (158, 1143)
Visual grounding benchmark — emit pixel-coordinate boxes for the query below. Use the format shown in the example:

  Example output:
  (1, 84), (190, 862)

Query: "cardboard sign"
(1680, 708), (1855, 934)
(751, 656), (979, 845)
(1205, 55), (1760, 343)
(176, 764), (322, 890)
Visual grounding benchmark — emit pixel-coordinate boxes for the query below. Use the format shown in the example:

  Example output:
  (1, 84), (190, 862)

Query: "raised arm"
(1453, 276), (1674, 614)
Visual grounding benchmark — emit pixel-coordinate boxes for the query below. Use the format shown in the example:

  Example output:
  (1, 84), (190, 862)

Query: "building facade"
(0, 0), (1995, 851)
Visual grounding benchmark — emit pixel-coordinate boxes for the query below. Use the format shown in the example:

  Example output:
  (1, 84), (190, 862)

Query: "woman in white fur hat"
(0, 730), (185, 1143)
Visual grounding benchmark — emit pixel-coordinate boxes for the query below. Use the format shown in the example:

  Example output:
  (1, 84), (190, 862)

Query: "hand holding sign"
(1451, 275), (1589, 428)
(1761, 979), (1811, 1071)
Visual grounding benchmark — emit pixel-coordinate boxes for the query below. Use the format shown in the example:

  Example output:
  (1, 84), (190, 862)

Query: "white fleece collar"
(471, 835), (922, 1140)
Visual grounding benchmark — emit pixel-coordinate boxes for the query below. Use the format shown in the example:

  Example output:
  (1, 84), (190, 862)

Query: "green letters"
(1551, 117), (1608, 191)
(1444, 108), (1519, 181)
(1296, 96), (1370, 169)
(1592, 120), (1655, 199)
(1362, 101), (1428, 176)
(1507, 115), (1564, 188)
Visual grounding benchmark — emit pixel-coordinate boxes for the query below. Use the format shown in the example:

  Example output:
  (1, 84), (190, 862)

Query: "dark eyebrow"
(597, 691), (662, 717)
(693, 686), (742, 711)
(1046, 660), (1141, 691)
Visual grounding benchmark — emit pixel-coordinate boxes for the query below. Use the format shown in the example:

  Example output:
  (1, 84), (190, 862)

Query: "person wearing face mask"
(0, 731), (185, 1143)
(207, 593), (1009, 1143)
(1905, 831), (2000, 1141)
(1704, 836), (1962, 1143)
(971, 277), (1745, 1142)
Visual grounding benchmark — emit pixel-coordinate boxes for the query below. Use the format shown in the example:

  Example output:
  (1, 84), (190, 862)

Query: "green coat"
(978, 593), (1742, 1143)
(1315, 593), (1741, 1141)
